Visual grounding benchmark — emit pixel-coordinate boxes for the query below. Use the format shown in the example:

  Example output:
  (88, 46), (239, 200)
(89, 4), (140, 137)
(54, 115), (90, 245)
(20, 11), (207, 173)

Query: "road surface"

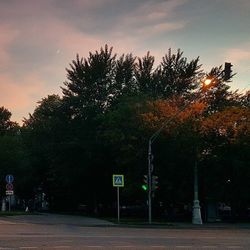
(0, 213), (250, 249)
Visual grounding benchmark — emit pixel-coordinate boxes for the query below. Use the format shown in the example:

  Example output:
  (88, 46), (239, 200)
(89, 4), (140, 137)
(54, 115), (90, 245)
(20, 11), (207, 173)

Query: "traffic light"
(142, 184), (148, 191)
(224, 62), (232, 81)
(152, 175), (159, 191)
(142, 175), (148, 191)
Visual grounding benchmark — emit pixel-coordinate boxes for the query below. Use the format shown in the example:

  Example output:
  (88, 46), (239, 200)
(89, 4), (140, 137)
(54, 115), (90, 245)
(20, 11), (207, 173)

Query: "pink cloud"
(0, 74), (51, 124)
(72, 0), (116, 9)
(225, 47), (250, 64)
(222, 45), (250, 91)
(0, 3), (186, 124)
(0, 24), (19, 69)
(118, 0), (188, 32)
(136, 21), (187, 36)
(0, 0), (189, 125)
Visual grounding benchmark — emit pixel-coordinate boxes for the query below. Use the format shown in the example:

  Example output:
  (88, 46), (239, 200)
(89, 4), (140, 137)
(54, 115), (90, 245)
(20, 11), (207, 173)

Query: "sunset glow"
(0, 0), (249, 123)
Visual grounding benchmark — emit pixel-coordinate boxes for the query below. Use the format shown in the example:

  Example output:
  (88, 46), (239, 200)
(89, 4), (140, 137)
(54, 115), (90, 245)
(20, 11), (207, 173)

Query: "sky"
(0, 0), (250, 124)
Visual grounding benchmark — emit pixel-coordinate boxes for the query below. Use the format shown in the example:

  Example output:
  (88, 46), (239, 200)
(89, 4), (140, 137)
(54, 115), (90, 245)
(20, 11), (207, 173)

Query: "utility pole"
(192, 158), (202, 224)
(148, 140), (153, 224)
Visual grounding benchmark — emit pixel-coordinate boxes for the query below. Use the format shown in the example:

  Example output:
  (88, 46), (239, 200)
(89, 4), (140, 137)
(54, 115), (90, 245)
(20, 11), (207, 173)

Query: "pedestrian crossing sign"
(113, 174), (124, 187)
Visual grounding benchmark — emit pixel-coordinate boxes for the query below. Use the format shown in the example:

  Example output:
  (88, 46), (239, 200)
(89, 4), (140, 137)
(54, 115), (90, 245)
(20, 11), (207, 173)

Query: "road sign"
(112, 174), (124, 187)
(5, 175), (14, 183)
(6, 183), (13, 191)
(6, 190), (14, 195)
(112, 174), (124, 224)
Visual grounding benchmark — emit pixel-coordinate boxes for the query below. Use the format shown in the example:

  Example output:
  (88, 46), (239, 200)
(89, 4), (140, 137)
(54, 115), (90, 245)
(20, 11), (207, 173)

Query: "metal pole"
(192, 158), (202, 224)
(117, 187), (120, 223)
(8, 195), (11, 212)
(148, 140), (152, 224)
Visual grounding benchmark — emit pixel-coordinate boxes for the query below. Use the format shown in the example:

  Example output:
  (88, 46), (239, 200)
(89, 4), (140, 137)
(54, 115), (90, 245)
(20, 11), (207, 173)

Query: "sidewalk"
(171, 222), (250, 229)
(112, 221), (250, 229)
(2, 213), (115, 226)
(3, 213), (250, 229)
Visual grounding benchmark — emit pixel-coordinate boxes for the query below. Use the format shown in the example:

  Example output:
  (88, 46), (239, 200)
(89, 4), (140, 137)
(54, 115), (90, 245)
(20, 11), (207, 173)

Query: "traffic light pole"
(148, 140), (153, 224)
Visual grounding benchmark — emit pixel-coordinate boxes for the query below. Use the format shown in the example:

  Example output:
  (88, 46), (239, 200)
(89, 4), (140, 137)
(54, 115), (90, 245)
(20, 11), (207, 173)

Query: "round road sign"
(5, 175), (14, 183)
(6, 183), (13, 191)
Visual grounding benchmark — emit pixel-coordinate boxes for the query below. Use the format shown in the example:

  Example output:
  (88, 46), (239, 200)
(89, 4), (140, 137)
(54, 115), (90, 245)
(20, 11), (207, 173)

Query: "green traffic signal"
(142, 184), (148, 191)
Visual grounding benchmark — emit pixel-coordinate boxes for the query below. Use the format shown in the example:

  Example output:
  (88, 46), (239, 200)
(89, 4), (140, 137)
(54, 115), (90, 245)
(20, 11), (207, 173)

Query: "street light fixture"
(204, 78), (212, 86)
(147, 77), (213, 224)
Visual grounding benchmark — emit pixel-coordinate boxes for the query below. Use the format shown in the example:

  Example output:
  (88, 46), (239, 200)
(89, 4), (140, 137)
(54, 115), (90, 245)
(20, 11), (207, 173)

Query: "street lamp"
(147, 77), (213, 224)
(204, 78), (212, 86)
(192, 156), (202, 224)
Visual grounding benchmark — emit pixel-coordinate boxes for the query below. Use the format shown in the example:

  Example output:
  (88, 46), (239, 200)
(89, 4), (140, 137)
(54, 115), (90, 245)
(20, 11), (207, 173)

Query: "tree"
(201, 66), (239, 113)
(140, 98), (207, 208)
(22, 95), (70, 209)
(240, 90), (250, 108)
(158, 49), (202, 99)
(96, 96), (149, 205)
(200, 106), (250, 217)
(135, 52), (157, 96)
(62, 45), (117, 121)
(0, 107), (25, 200)
(0, 106), (18, 134)
(115, 53), (137, 97)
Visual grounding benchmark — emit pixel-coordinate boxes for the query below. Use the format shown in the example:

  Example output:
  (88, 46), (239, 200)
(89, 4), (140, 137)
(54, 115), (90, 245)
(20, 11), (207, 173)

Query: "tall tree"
(158, 49), (202, 98)
(201, 66), (238, 113)
(115, 53), (137, 97)
(62, 45), (117, 121)
(22, 95), (70, 209)
(135, 52), (156, 96)
(0, 106), (18, 134)
(0, 107), (24, 200)
(200, 106), (250, 216)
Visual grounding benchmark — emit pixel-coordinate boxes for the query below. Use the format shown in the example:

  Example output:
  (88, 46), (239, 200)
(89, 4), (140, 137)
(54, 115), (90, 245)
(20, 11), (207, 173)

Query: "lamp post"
(147, 77), (213, 224)
(191, 78), (212, 225)
(148, 140), (153, 224)
(192, 155), (202, 224)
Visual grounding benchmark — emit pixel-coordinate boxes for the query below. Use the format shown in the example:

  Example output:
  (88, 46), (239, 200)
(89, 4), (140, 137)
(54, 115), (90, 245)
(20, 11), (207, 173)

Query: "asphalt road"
(0, 213), (250, 249)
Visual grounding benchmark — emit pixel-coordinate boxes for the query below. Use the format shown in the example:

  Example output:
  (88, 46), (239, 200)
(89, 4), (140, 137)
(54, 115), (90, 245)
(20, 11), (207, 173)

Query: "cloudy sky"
(0, 0), (250, 123)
